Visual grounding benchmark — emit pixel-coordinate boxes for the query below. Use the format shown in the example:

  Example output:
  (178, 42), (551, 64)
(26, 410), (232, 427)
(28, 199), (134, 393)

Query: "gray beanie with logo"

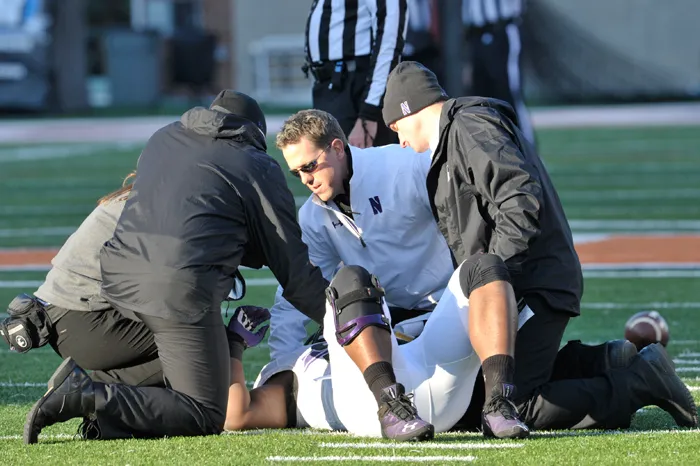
(382, 61), (448, 127)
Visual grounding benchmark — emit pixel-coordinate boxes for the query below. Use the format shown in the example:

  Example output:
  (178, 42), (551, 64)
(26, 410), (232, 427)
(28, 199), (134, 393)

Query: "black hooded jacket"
(100, 106), (328, 324)
(427, 97), (583, 315)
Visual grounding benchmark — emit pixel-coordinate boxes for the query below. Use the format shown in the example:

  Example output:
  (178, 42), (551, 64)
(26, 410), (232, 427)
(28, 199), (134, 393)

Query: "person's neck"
(425, 102), (445, 154)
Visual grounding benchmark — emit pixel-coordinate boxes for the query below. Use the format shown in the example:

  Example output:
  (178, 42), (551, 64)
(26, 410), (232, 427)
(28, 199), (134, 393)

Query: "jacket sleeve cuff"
(359, 103), (382, 122)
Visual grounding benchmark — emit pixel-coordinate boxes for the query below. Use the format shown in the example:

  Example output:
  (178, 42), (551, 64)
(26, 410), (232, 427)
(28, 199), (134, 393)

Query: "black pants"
(312, 56), (398, 146)
(456, 296), (639, 431)
(467, 22), (535, 144)
(90, 311), (230, 439)
(50, 308), (163, 386)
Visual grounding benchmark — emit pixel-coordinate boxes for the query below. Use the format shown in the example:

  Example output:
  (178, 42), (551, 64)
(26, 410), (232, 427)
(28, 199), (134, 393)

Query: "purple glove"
(227, 305), (271, 348)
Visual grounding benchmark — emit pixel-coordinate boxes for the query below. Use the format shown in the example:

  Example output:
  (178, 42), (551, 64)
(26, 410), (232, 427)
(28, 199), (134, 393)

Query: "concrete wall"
(543, 0), (700, 95)
(230, 0), (312, 95)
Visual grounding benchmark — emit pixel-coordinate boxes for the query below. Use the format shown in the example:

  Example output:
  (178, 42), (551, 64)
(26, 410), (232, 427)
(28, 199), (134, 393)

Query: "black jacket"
(100, 107), (328, 324)
(427, 97), (583, 315)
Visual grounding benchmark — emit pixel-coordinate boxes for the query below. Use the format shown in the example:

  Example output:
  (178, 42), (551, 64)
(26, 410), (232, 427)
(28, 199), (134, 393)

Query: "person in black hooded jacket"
(23, 90), (330, 443)
(380, 62), (698, 436)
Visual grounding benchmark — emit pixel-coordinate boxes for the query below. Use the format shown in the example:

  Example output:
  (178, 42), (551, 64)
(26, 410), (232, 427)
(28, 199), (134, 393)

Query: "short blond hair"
(276, 109), (348, 150)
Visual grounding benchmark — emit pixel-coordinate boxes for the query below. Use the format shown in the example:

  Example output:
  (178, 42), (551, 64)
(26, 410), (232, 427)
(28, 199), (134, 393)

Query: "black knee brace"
(326, 265), (390, 346)
(459, 253), (511, 298)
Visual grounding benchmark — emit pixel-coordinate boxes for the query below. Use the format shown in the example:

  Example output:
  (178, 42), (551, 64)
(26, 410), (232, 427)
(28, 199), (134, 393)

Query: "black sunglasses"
(290, 144), (332, 178)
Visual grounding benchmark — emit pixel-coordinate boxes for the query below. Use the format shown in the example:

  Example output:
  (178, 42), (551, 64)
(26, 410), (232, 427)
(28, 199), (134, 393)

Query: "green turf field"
(0, 125), (699, 464)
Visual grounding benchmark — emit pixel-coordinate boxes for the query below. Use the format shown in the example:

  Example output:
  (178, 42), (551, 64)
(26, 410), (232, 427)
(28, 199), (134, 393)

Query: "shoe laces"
(386, 392), (418, 421)
(75, 417), (100, 440)
(485, 395), (520, 420)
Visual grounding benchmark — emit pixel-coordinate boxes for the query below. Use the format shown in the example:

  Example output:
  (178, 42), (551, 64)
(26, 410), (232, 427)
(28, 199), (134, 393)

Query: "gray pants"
(90, 311), (231, 439)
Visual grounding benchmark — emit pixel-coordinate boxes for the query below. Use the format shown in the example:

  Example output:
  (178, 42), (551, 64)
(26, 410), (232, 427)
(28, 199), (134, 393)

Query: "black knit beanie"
(382, 61), (448, 127)
(210, 89), (267, 136)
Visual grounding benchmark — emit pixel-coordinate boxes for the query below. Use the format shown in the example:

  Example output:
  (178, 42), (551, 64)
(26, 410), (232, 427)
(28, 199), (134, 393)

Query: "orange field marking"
(0, 249), (58, 266)
(575, 235), (700, 264)
(0, 235), (698, 267)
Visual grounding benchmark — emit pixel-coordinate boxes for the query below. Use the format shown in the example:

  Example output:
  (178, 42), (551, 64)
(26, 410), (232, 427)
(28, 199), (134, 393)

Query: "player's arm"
(246, 162), (328, 324)
(455, 113), (544, 277)
(268, 210), (342, 360)
(224, 306), (290, 431)
(359, 0), (408, 122)
(225, 359), (290, 431)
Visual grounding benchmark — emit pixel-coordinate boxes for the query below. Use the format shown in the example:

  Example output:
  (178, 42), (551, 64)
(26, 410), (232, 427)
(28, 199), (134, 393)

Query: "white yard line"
(0, 278), (279, 289)
(581, 302), (700, 310)
(0, 382), (44, 387)
(568, 220), (700, 231)
(3, 270), (700, 289)
(1, 219), (699, 239)
(0, 143), (140, 163)
(0, 227), (76, 238)
(561, 189), (700, 201)
(267, 456), (476, 463)
(0, 433), (74, 440)
(675, 367), (700, 372)
(319, 442), (522, 450)
(0, 264), (51, 272)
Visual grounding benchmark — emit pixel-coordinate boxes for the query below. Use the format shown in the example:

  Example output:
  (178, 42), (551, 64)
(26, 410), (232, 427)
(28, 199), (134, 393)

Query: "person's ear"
(332, 139), (345, 159)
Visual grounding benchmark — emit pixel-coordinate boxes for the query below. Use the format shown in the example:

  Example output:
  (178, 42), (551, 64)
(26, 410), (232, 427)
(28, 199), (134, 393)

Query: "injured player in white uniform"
(224, 254), (533, 439)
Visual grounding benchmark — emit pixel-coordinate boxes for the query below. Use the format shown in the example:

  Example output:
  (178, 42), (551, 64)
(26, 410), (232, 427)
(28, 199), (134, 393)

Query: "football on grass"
(624, 310), (670, 350)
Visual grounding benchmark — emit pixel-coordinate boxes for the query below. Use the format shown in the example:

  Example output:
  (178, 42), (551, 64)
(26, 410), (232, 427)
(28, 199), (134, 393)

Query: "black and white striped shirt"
(462, 0), (523, 28)
(306, 0), (408, 120)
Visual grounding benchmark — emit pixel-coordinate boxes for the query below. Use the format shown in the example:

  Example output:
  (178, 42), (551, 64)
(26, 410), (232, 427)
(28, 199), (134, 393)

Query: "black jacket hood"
(181, 107), (267, 151)
(442, 96), (520, 132)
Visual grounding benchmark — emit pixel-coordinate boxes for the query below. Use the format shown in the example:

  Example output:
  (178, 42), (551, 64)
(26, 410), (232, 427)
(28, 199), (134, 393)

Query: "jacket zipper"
(316, 198), (367, 248)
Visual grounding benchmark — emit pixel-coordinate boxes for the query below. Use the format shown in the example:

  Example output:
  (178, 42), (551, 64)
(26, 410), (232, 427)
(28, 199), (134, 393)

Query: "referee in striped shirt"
(463, 0), (535, 144)
(304, 0), (408, 148)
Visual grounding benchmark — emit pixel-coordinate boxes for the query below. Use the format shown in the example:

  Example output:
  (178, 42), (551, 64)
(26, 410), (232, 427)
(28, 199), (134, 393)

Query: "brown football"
(624, 310), (670, 350)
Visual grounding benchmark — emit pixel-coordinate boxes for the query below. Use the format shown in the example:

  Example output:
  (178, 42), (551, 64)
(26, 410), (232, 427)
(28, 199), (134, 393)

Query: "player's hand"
(348, 119), (377, 148)
(227, 305), (271, 348)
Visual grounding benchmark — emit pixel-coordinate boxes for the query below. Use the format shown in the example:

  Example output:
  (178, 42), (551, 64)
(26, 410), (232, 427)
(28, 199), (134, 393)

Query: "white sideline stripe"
(0, 278), (279, 289)
(267, 456), (476, 463)
(0, 102), (698, 146)
(319, 442), (522, 450)
(673, 359), (700, 365)
(680, 353), (700, 357)
(675, 367), (700, 372)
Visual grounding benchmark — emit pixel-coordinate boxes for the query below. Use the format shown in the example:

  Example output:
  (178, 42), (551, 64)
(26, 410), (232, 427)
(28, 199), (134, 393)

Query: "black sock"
(363, 361), (397, 403)
(482, 354), (516, 400)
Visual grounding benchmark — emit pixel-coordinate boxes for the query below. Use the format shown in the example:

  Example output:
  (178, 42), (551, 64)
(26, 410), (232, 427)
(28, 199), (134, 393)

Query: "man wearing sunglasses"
(269, 108), (669, 437)
(272, 109), (454, 357)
